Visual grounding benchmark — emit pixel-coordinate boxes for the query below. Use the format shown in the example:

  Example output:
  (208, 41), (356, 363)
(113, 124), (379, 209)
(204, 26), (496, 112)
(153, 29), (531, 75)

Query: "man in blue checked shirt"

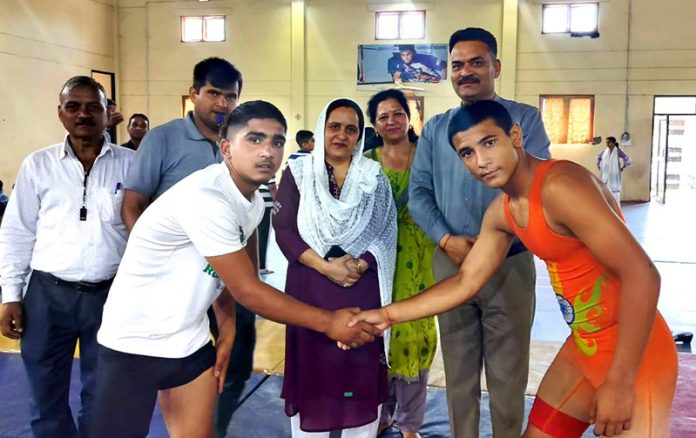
(408, 28), (551, 437)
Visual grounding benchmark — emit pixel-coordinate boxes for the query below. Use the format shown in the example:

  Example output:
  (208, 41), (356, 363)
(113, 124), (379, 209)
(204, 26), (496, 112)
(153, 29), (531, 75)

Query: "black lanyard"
(80, 168), (91, 221)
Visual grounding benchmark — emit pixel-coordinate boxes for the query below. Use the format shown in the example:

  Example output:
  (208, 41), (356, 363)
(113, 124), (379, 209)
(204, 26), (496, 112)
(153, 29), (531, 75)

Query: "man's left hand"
(213, 328), (236, 394)
(107, 112), (125, 129)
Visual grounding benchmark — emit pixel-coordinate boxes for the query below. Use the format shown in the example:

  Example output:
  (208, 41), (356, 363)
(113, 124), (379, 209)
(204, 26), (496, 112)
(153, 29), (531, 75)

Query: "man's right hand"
(325, 307), (380, 348)
(442, 235), (477, 265)
(0, 302), (24, 339)
(107, 111), (125, 129)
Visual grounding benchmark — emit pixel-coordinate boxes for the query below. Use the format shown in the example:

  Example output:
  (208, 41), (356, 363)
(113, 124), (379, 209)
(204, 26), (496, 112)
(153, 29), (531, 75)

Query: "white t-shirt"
(98, 163), (264, 358)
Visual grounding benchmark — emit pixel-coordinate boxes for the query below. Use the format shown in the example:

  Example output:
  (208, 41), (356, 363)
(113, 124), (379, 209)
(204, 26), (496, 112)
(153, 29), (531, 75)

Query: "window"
(542, 3), (598, 34)
(540, 95), (595, 144)
(375, 10), (425, 40)
(182, 96), (194, 117)
(181, 15), (225, 42)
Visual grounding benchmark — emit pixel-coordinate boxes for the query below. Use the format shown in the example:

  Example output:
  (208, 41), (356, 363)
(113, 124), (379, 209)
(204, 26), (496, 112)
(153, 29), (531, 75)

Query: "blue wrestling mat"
(0, 352), (597, 438)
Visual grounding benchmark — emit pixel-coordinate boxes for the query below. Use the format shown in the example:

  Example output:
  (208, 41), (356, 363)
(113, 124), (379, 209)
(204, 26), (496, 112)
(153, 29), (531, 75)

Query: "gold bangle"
(356, 259), (363, 274)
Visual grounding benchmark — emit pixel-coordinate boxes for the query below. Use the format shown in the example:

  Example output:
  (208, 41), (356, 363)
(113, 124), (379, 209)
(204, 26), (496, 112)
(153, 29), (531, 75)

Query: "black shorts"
(90, 342), (216, 438)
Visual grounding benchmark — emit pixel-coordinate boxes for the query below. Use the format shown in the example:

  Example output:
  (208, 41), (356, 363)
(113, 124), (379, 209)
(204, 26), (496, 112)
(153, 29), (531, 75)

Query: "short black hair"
(221, 100), (287, 138)
(0, 179), (3, 191)
(448, 100), (513, 149)
(325, 99), (365, 142)
(398, 44), (416, 53)
(295, 130), (314, 146)
(193, 57), (243, 94)
(59, 76), (107, 104)
(448, 27), (498, 59)
(366, 89), (411, 125)
(128, 113), (149, 125)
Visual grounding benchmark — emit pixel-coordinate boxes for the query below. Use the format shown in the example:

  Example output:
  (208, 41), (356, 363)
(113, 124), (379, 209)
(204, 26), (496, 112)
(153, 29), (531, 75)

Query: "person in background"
(105, 98), (124, 144)
(122, 113), (150, 151)
(597, 136), (631, 204)
(365, 88), (437, 438)
(257, 178), (277, 275)
(287, 130), (315, 162)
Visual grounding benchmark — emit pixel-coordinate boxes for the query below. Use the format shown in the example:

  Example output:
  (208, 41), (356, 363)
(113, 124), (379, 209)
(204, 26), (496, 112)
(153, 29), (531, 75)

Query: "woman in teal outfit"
(366, 89), (437, 438)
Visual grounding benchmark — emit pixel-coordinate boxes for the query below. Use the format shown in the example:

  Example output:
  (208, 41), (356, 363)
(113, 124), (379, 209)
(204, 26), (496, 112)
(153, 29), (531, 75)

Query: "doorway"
(651, 97), (696, 203)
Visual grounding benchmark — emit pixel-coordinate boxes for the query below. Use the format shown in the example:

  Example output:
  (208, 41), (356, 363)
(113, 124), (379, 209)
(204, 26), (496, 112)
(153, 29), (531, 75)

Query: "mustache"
(458, 75), (480, 85)
(75, 119), (96, 126)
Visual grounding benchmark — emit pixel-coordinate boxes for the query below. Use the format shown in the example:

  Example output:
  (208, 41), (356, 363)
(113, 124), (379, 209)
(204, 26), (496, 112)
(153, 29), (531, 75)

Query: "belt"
(33, 270), (113, 293)
(506, 241), (528, 258)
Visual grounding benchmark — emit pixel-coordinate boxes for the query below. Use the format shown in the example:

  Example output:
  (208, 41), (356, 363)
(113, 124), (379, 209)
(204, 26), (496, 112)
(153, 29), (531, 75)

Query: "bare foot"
(402, 432), (421, 438)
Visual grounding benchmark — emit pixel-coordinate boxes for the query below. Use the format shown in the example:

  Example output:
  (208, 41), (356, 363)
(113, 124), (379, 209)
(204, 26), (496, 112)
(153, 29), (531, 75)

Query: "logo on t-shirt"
(239, 225), (246, 244)
(203, 263), (219, 279)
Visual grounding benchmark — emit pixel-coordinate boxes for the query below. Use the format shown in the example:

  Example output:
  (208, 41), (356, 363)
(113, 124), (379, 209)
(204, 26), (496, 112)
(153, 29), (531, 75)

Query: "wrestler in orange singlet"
(348, 100), (678, 437)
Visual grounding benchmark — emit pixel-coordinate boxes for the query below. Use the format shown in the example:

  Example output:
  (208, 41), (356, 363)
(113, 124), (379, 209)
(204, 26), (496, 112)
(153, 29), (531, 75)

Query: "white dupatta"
(599, 147), (622, 193)
(287, 99), (397, 360)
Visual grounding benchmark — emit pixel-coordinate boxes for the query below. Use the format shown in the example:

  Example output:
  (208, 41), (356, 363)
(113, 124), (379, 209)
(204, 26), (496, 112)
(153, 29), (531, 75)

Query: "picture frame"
(357, 44), (448, 85)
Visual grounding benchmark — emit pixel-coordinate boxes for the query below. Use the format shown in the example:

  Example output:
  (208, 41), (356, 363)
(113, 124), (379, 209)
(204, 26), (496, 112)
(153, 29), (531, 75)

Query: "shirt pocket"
(97, 187), (124, 224)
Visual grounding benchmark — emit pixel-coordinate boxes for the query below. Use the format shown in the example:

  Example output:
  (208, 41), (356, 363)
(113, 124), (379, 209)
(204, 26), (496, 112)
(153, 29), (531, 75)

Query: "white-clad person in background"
(597, 136), (631, 204)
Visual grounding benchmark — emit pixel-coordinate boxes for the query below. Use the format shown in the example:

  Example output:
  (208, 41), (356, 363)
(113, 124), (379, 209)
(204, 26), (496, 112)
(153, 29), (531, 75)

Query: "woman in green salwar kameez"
(366, 89), (438, 438)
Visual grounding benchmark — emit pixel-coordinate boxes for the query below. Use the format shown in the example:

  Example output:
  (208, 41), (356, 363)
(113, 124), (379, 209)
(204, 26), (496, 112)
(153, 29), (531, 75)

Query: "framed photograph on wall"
(357, 44), (447, 85)
(404, 93), (424, 136)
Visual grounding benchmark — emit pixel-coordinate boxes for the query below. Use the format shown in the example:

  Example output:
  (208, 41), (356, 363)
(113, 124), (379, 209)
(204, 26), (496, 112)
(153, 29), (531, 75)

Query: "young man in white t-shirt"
(91, 101), (380, 438)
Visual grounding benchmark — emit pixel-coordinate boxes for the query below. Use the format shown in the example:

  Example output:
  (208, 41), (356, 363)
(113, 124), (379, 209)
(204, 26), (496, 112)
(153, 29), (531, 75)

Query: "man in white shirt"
(90, 101), (380, 438)
(0, 76), (134, 438)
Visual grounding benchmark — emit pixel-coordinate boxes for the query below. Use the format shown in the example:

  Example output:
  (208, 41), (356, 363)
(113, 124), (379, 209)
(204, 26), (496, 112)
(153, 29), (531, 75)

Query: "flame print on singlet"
(504, 160), (621, 358)
(548, 262), (607, 356)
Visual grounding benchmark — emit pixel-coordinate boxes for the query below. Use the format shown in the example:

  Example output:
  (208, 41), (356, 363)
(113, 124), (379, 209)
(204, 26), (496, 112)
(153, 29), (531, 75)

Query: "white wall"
(0, 0), (118, 188)
(518, 0), (696, 200)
